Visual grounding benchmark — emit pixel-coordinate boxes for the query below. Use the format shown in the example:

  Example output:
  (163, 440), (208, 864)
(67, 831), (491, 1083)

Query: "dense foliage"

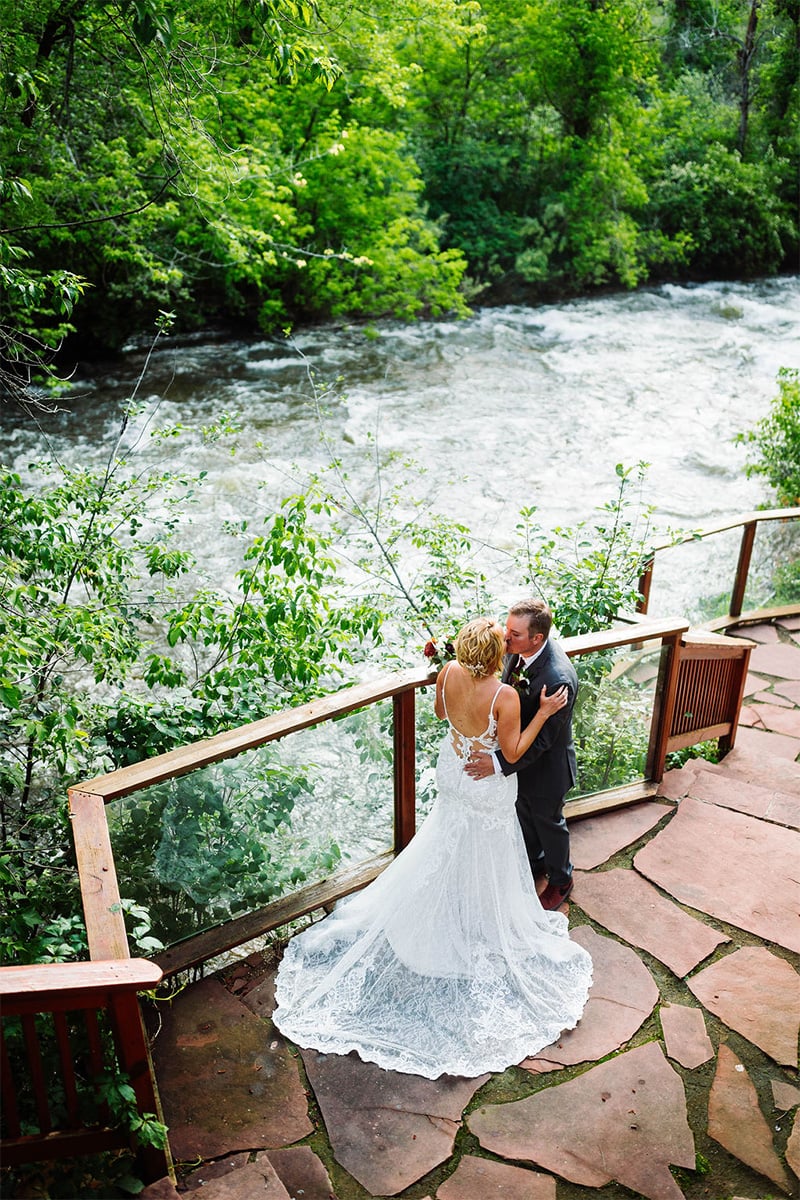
(1, 0), (797, 391)
(738, 366), (800, 507)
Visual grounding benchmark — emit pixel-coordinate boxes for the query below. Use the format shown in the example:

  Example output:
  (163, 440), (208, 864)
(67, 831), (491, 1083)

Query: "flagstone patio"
(144, 618), (800, 1200)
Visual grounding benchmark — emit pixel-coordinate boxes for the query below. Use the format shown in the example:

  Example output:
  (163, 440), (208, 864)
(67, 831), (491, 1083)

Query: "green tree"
(737, 367), (800, 506)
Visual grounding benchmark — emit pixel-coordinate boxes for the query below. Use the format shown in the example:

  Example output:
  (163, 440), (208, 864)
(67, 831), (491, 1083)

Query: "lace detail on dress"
(440, 664), (503, 763)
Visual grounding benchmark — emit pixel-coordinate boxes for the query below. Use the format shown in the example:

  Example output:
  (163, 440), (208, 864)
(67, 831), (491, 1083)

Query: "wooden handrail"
(77, 666), (436, 801)
(638, 506), (800, 617)
(0, 959), (162, 1003)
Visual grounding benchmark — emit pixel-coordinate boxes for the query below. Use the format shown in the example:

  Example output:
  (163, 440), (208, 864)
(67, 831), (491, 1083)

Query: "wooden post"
(108, 990), (172, 1184)
(730, 521), (757, 619)
(393, 689), (417, 853)
(645, 631), (685, 782)
(69, 790), (130, 961)
(637, 557), (654, 615)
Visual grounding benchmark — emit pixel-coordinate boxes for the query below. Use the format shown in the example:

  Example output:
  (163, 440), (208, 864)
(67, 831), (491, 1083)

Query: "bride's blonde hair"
(455, 618), (504, 679)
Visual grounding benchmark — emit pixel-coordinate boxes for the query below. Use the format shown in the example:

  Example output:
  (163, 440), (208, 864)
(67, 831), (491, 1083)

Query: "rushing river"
(4, 275), (800, 618)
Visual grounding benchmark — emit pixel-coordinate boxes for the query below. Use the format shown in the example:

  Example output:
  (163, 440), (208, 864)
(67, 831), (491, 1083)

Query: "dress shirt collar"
(518, 640), (548, 671)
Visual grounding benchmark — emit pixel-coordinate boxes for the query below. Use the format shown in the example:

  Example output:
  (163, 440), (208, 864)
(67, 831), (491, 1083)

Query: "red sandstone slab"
(142, 1181), (181, 1200)
(151, 978), (311, 1161)
(265, 1148), (336, 1200)
(787, 1110), (800, 1186)
(730, 624), (779, 643)
(436, 1155), (556, 1200)
(734, 723), (800, 760)
(687, 765), (800, 829)
(299, 1047), (488, 1196)
(183, 1154), (250, 1193)
(569, 801), (672, 869)
(774, 680), (800, 704)
(779, 616), (800, 632)
(748, 640), (800, 679)
(522, 926), (658, 1073)
(773, 1080), (800, 1112)
(470, 1042), (695, 1200)
(188, 1159), (291, 1199)
(744, 672), (766, 696)
(738, 706), (762, 727)
(660, 1003), (714, 1069)
(753, 689), (794, 707)
(573, 867), (728, 977)
(745, 702), (800, 738)
(634, 797), (800, 953)
(687, 946), (800, 1067)
(708, 1044), (792, 1194)
(716, 745), (800, 795)
(658, 764), (697, 800)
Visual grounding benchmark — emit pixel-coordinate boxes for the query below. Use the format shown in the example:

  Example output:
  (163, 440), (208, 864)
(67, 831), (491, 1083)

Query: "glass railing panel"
(570, 638), (665, 798)
(645, 527), (745, 623)
(743, 516), (800, 612)
(106, 700), (395, 950)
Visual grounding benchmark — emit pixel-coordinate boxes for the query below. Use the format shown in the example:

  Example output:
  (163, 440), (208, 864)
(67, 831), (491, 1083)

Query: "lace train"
(273, 737), (593, 1078)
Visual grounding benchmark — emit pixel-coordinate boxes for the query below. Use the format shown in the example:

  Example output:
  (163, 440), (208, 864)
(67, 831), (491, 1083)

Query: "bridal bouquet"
(423, 637), (456, 670)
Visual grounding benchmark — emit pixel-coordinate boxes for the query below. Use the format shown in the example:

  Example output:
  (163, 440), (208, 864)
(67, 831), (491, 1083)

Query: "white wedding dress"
(272, 679), (593, 1079)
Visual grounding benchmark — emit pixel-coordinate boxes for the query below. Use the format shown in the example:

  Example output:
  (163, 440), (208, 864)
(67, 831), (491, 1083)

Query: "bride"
(273, 617), (593, 1079)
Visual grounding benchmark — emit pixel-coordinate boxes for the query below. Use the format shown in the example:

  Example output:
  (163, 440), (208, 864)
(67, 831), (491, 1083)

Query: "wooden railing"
(638, 506), (799, 628)
(3, 506), (797, 1184)
(0, 960), (168, 1181)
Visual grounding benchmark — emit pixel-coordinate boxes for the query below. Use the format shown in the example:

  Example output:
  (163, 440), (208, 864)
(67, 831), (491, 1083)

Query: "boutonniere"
(508, 664), (531, 694)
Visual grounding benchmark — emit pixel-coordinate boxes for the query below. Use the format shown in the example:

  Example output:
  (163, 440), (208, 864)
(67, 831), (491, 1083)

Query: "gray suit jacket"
(496, 639), (578, 800)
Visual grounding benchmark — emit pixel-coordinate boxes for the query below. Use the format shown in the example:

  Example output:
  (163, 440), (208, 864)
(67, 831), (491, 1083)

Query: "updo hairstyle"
(455, 618), (504, 679)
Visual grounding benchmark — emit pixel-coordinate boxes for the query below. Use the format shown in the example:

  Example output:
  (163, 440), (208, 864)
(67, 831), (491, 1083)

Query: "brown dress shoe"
(539, 878), (574, 911)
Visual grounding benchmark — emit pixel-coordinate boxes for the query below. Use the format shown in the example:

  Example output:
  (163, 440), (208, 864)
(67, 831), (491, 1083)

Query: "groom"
(465, 598), (578, 911)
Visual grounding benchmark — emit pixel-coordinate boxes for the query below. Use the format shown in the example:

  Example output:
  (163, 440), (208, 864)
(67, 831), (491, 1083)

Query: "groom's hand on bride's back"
(464, 751), (495, 780)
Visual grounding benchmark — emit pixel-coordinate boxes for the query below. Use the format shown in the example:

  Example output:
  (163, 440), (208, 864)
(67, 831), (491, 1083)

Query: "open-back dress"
(272, 669), (593, 1078)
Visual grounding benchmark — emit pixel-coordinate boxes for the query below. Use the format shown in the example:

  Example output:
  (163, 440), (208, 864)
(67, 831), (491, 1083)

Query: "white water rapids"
(4, 274), (799, 620)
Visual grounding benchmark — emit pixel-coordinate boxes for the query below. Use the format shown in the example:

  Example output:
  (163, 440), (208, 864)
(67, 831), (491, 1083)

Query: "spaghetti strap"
(488, 682), (504, 719)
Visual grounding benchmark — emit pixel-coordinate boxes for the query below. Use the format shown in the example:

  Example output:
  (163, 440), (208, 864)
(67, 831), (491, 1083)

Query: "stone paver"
(659, 1003), (714, 1069)
(266, 1147), (337, 1200)
(753, 688), (794, 706)
(730, 624), (780, 643)
(298, 1047), (487, 1196)
(634, 796), (800, 952)
(685, 762), (800, 828)
(745, 701), (800, 737)
(436, 1155), (555, 1200)
(717, 743), (800, 794)
(151, 978), (311, 1161)
(774, 680), (800, 704)
(687, 945), (800, 1067)
(747, 640), (800, 678)
(569, 801), (671, 868)
(470, 1042), (695, 1200)
(735, 723), (800, 759)
(657, 763), (697, 800)
(773, 1080), (800, 1111)
(203, 1158), (291, 1199)
(787, 1111), (800, 1185)
(522, 925), (657, 1072)
(573, 867), (728, 976)
(707, 1044), (793, 1194)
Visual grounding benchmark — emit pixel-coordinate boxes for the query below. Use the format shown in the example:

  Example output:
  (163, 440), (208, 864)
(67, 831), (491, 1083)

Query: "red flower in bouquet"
(423, 636), (456, 670)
